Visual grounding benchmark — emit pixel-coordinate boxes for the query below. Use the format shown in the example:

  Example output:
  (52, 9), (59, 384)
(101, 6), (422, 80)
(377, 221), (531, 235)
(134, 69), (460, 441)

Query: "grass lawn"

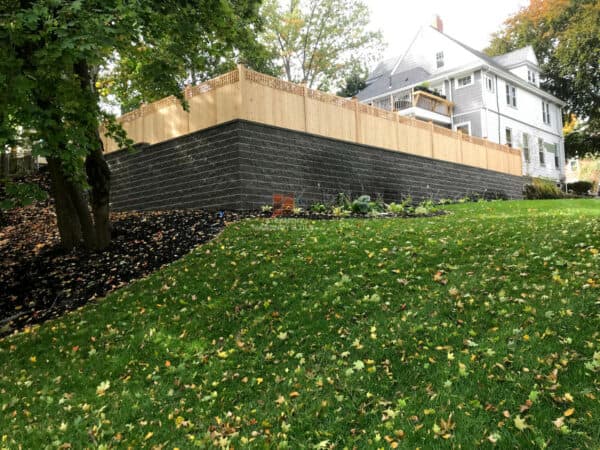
(1, 200), (599, 449)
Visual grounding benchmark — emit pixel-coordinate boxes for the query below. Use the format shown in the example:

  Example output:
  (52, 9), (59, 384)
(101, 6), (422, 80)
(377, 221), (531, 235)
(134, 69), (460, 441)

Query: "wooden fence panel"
(242, 80), (306, 132)
(188, 89), (217, 131)
(306, 96), (356, 142)
(358, 112), (398, 151)
(461, 141), (487, 169)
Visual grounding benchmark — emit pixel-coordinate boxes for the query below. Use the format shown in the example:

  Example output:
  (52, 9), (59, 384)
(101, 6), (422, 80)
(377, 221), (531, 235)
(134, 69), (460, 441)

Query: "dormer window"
(436, 52), (444, 69)
(527, 70), (537, 84)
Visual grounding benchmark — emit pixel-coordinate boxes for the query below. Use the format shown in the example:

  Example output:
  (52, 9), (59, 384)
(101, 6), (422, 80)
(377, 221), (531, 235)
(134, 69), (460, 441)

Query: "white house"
(356, 17), (566, 181)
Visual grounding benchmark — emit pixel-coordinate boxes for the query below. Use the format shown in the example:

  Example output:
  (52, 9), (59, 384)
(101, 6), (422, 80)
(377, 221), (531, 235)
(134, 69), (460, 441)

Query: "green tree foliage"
(260, 0), (384, 90)
(336, 66), (368, 98)
(485, 0), (600, 156)
(104, 2), (275, 113)
(1, 0), (263, 250)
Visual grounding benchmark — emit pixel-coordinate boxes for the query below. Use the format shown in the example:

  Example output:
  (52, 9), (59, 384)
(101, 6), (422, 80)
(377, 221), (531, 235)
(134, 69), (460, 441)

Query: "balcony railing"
(371, 89), (454, 118)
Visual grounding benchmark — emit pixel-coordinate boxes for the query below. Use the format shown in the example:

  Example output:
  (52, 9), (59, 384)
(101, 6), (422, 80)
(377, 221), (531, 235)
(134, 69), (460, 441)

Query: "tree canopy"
(1, 0), (264, 249)
(485, 0), (600, 157)
(260, 0), (383, 90)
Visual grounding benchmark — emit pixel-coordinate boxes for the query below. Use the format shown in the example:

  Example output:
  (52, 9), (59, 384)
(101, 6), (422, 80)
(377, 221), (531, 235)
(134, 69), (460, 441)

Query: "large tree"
(260, 0), (384, 90)
(1, 0), (263, 250)
(485, 0), (600, 157)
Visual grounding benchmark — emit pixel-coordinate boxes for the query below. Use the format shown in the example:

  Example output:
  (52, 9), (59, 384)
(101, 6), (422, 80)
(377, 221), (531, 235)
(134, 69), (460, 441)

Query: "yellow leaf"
(289, 391), (300, 398)
(29, 356), (36, 363)
(553, 416), (565, 428)
(144, 431), (153, 440)
(96, 380), (110, 396)
(514, 415), (528, 431)
(564, 408), (575, 417)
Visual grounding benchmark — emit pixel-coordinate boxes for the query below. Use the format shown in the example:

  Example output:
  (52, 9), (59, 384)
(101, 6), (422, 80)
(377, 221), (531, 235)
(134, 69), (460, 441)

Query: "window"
(538, 138), (545, 166)
(455, 122), (471, 135)
(485, 75), (495, 93)
(570, 159), (578, 171)
(523, 133), (530, 163)
(456, 74), (473, 88)
(545, 142), (559, 168)
(505, 127), (513, 148)
(436, 51), (444, 69)
(506, 84), (517, 107)
(542, 101), (551, 125)
(528, 70), (537, 84)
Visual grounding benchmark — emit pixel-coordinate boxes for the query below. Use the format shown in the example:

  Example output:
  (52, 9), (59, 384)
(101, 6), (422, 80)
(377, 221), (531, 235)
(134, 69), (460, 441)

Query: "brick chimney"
(432, 14), (443, 33)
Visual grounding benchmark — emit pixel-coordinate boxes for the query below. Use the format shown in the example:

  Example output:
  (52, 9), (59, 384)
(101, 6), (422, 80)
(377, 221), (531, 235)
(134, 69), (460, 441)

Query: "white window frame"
(538, 138), (545, 166)
(455, 74), (474, 89)
(505, 127), (513, 148)
(570, 159), (579, 171)
(436, 51), (444, 69)
(522, 133), (530, 163)
(455, 122), (471, 136)
(484, 75), (495, 93)
(542, 101), (551, 125)
(506, 83), (517, 108)
(527, 70), (537, 84)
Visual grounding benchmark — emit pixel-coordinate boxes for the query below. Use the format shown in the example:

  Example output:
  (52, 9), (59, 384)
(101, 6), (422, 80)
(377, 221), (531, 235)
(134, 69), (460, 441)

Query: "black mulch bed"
(1, 171), (446, 337)
(1, 172), (250, 337)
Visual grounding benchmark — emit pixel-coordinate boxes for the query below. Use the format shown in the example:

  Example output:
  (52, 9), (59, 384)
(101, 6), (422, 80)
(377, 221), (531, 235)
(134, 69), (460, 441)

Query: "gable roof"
(492, 46), (538, 68)
(357, 67), (430, 101)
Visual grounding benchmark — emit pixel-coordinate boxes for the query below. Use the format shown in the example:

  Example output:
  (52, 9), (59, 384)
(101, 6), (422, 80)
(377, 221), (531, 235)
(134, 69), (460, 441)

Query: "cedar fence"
(101, 66), (522, 176)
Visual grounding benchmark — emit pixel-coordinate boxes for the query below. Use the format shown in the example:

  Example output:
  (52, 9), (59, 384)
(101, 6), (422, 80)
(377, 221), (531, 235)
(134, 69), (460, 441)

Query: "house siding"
(453, 111), (482, 137)
(451, 70), (483, 115)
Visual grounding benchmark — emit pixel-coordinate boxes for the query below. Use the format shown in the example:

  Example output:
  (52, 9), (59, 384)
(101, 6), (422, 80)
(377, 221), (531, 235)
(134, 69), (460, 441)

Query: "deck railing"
(101, 65), (522, 176)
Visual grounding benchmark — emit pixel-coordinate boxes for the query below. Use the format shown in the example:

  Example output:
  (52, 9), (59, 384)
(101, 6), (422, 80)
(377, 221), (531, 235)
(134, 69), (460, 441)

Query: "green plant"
(524, 178), (565, 199)
(310, 203), (327, 213)
(292, 207), (304, 215)
(335, 192), (352, 210)
(351, 195), (372, 214)
(0, 181), (47, 210)
(386, 202), (405, 214)
(413, 205), (429, 216)
(567, 181), (593, 196)
(331, 206), (350, 217)
(261, 204), (273, 213)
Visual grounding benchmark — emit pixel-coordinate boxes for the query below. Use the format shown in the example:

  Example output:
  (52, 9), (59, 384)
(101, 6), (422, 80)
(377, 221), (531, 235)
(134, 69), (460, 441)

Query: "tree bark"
(85, 132), (111, 250)
(47, 157), (83, 250)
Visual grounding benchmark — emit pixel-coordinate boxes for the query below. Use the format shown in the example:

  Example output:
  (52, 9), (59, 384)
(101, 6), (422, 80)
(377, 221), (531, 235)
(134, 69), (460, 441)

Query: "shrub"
(567, 181), (593, 196)
(351, 195), (372, 214)
(310, 203), (327, 213)
(524, 178), (565, 199)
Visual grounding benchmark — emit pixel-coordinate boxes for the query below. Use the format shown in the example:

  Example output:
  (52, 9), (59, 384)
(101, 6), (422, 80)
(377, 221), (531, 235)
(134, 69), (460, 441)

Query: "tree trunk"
(85, 132), (111, 250)
(47, 157), (83, 250)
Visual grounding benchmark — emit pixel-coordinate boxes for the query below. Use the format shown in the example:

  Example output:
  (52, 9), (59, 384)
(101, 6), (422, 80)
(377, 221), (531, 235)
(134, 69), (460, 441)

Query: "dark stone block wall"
(106, 120), (525, 211)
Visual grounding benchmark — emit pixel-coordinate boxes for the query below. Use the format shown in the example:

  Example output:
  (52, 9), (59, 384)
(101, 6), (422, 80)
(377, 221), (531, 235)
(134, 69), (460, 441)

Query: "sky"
(366, 0), (530, 60)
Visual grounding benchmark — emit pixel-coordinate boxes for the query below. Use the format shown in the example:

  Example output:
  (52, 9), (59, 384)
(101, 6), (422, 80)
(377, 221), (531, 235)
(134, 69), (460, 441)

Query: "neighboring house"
(565, 157), (600, 192)
(356, 16), (566, 182)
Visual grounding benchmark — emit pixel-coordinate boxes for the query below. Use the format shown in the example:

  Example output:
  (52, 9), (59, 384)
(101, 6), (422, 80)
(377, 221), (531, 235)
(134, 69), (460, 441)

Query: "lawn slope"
(1, 200), (599, 448)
